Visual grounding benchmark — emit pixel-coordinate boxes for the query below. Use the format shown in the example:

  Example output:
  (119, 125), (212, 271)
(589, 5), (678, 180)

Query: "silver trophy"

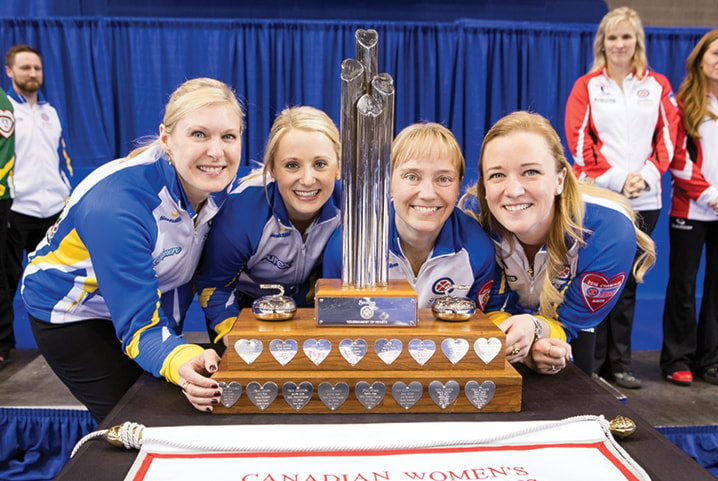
(316, 29), (417, 327)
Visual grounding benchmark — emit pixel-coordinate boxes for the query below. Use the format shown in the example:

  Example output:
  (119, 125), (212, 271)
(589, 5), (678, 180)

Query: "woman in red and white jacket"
(661, 30), (718, 387)
(564, 7), (680, 389)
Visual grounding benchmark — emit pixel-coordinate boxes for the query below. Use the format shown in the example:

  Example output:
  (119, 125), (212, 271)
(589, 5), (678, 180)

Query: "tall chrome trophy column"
(315, 29), (418, 327)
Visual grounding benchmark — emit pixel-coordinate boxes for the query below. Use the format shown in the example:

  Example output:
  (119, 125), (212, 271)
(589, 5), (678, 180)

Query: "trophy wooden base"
(212, 308), (522, 414)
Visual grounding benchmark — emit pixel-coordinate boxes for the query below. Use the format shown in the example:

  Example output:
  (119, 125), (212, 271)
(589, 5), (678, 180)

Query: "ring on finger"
(511, 345), (521, 356)
(182, 380), (190, 392)
(550, 365), (558, 372)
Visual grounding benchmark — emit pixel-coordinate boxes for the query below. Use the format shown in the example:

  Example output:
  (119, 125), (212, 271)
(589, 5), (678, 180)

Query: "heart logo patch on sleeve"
(580, 272), (625, 312)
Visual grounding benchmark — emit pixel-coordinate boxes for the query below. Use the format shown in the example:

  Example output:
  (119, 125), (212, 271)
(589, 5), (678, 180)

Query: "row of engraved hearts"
(234, 337), (503, 367)
(218, 379), (497, 411)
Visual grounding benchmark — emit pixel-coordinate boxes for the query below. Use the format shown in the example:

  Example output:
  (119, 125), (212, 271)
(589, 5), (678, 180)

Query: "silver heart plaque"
(218, 381), (242, 408)
(474, 337), (502, 364)
(428, 380), (460, 409)
(234, 339), (263, 365)
(282, 381), (314, 411)
(355, 381), (386, 410)
(303, 339), (331, 366)
(408, 339), (436, 366)
(374, 338), (403, 365)
(339, 338), (368, 366)
(318, 382), (350, 411)
(246, 381), (278, 411)
(441, 338), (469, 365)
(269, 339), (298, 366)
(465, 380), (496, 409)
(391, 381), (423, 410)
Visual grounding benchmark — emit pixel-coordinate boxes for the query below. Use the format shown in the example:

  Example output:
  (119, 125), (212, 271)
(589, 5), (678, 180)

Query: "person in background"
(0, 86), (14, 368)
(661, 30), (718, 387)
(195, 106), (341, 338)
(22, 78), (242, 422)
(2, 44), (72, 364)
(462, 111), (655, 375)
(564, 7), (679, 389)
(324, 122), (495, 316)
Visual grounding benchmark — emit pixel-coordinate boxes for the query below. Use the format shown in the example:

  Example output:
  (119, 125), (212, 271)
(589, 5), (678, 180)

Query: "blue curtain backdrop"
(0, 17), (707, 170)
(4, 0), (610, 23)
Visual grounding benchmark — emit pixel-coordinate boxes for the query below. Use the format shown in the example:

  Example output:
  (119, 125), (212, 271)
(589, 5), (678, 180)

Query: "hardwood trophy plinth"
(211, 308), (522, 414)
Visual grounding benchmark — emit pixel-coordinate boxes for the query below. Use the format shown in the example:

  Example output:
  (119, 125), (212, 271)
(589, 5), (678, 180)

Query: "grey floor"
(0, 347), (717, 427)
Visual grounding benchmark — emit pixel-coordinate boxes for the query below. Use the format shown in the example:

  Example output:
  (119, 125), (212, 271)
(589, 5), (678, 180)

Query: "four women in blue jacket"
(21, 78), (654, 418)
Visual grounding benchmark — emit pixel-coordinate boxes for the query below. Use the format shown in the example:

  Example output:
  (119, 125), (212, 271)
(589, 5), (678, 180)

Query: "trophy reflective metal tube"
(370, 73), (395, 286)
(355, 93), (382, 288)
(355, 29), (378, 89)
(339, 58), (364, 286)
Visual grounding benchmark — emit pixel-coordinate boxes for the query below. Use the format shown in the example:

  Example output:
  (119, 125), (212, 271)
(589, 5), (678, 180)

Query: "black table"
(56, 363), (714, 480)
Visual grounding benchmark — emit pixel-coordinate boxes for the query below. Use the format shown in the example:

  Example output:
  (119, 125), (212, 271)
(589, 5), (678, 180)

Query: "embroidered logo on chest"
(580, 272), (625, 312)
(432, 277), (454, 295)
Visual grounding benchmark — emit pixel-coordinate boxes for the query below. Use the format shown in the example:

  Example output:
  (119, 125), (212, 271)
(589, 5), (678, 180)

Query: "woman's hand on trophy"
(178, 349), (222, 412)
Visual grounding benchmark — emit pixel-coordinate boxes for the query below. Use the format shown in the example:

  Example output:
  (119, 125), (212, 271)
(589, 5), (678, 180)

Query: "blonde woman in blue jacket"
(23, 78), (243, 421)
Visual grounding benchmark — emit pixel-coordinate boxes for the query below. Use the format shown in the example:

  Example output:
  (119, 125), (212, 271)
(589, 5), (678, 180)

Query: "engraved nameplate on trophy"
(318, 382), (350, 411)
(303, 339), (331, 366)
(219, 381), (242, 408)
(441, 338), (469, 364)
(316, 279), (418, 327)
(408, 339), (436, 366)
(428, 380), (460, 409)
(235, 339), (263, 365)
(269, 339), (298, 366)
(246, 381), (278, 411)
(355, 381), (386, 410)
(339, 338), (368, 366)
(474, 337), (502, 364)
(375, 338), (402, 365)
(282, 381), (314, 411)
(392, 381), (423, 410)
(465, 380), (496, 410)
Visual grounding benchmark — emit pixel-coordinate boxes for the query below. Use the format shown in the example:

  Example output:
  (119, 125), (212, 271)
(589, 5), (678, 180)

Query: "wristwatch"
(530, 315), (543, 344)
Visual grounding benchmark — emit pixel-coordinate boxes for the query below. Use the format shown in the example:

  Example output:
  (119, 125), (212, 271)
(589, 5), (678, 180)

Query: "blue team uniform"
(323, 206), (496, 309)
(22, 146), (218, 383)
(481, 194), (637, 341)
(195, 175), (340, 335)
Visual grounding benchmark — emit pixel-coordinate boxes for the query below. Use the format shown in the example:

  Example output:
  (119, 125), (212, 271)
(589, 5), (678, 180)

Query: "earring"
(165, 151), (174, 165)
(556, 188), (563, 195)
